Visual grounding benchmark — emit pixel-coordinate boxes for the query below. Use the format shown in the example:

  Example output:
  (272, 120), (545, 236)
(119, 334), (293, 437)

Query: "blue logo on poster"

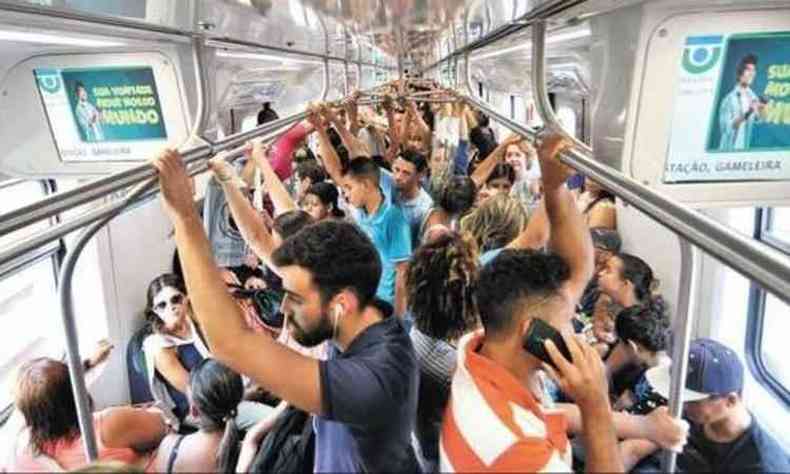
(36, 71), (62, 94)
(682, 36), (724, 74)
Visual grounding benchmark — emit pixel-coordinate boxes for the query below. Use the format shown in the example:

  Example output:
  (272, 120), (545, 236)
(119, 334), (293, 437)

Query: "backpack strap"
(166, 435), (186, 474)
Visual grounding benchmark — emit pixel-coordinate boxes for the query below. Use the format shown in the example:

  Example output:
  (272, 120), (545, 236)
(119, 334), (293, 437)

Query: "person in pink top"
(7, 358), (168, 472)
(267, 121), (314, 181)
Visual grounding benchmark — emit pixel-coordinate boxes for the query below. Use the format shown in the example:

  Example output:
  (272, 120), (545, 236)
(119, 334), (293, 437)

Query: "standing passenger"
(153, 149), (421, 473)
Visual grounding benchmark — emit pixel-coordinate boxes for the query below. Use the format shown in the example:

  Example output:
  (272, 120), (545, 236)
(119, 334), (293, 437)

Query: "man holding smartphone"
(440, 133), (624, 472)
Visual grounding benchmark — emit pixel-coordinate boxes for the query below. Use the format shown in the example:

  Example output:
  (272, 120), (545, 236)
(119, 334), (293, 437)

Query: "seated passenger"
(594, 252), (665, 356)
(301, 182), (345, 222)
(8, 358), (167, 471)
(406, 231), (480, 472)
(149, 359), (244, 473)
(142, 274), (210, 429)
(420, 176), (477, 242)
(441, 134), (624, 472)
(151, 150), (423, 471)
(642, 339), (790, 473)
(608, 305), (671, 415)
(578, 227), (623, 318)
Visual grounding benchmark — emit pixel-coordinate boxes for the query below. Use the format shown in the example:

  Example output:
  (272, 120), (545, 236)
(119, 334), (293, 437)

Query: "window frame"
(745, 208), (790, 406)
(0, 179), (64, 426)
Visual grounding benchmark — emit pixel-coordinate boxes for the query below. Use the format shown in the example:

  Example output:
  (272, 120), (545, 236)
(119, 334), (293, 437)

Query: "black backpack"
(249, 407), (315, 474)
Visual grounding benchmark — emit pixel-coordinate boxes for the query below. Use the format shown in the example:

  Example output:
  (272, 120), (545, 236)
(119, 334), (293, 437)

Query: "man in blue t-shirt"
(151, 151), (421, 473)
(343, 158), (412, 317)
(647, 338), (789, 473)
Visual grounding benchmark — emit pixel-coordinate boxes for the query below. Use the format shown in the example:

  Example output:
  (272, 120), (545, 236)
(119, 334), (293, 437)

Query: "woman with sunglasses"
(142, 273), (211, 431)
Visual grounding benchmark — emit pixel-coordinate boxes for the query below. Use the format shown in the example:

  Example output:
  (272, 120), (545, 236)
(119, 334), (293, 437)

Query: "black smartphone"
(522, 318), (573, 369)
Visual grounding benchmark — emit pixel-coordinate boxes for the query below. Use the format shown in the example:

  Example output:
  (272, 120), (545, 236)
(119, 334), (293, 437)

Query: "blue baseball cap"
(646, 338), (744, 402)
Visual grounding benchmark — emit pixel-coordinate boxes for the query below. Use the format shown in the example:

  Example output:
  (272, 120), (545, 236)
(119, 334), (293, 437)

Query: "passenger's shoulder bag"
(249, 406), (315, 474)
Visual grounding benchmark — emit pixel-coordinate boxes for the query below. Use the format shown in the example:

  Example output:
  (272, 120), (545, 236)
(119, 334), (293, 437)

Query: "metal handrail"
(531, 21), (592, 153)
(0, 113), (305, 242)
(460, 92), (790, 305)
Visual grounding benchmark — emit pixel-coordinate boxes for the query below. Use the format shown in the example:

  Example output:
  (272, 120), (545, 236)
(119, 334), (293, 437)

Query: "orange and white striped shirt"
(440, 332), (572, 472)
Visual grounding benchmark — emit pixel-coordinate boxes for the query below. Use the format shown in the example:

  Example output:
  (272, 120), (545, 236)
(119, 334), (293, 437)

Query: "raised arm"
(383, 94), (400, 146)
(344, 92), (361, 137)
(506, 199), (549, 250)
(324, 106), (369, 158)
(309, 108), (344, 185)
(153, 150), (323, 415)
(470, 134), (521, 188)
(538, 134), (594, 304)
(250, 141), (298, 216)
(208, 152), (279, 272)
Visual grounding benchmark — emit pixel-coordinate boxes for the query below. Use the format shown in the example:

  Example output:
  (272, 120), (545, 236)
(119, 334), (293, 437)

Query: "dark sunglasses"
(153, 294), (185, 313)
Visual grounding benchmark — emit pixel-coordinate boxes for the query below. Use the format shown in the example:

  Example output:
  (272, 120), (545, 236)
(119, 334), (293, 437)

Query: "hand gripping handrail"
(459, 91), (790, 305)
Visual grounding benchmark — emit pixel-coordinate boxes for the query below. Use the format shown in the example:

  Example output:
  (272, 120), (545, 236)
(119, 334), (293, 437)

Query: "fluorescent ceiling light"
(0, 30), (124, 47)
(216, 50), (323, 66)
(471, 26), (591, 61)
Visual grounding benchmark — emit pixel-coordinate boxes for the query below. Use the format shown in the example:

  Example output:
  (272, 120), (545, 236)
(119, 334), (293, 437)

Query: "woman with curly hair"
(405, 231), (480, 472)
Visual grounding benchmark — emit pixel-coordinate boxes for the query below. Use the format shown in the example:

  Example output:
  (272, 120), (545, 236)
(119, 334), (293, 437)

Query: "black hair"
(407, 232), (479, 341)
(305, 182), (345, 218)
(439, 176), (477, 215)
(144, 273), (187, 334)
(296, 161), (327, 185)
(342, 156), (380, 186)
(487, 162), (517, 186)
(469, 126), (498, 160)
(616, 253), (666, 313)
(396, 148), (428, 174)
(74, 81), (87, 94)
(371, 154), (391, 172)
(272, 210), (314, 240)
(272, 220), (382, 307)
(736, 54), (758, 80)
(615, 304), (671, 353)
(419, 102), (435, 131)
(590, 227), (622, 253)
(189, 359), (244, 474)
(477, 249), (570, 336)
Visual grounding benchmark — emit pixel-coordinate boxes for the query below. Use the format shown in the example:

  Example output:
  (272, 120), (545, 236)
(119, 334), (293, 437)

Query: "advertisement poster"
(664, 32), (790, 182)
(34, 66), (169, 162)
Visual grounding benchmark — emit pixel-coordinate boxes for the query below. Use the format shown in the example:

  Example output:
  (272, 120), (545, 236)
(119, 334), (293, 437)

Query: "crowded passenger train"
(1, 0), (790, 472)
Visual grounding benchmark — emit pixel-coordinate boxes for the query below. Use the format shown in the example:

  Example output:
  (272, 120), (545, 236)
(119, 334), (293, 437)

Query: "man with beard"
(153, 148), (420, 473)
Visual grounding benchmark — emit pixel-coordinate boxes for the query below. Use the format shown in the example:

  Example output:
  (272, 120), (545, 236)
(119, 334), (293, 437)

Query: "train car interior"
(0, 0), (788, 472)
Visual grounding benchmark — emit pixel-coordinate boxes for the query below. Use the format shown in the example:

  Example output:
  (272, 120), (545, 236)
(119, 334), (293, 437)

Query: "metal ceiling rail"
(420, 0), (585, 73)
(0, 112), (306, 241)
(0, 1), (394, 70)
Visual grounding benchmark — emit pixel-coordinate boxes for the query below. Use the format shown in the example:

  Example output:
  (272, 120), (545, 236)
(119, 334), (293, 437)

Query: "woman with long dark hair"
(142, 273), (211, 429)
(149, 359), (244, 473)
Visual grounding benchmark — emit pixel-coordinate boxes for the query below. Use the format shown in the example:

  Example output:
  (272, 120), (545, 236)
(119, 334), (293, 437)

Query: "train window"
(0, 179), (62, 409)
(747, 207), (790, 405)
(556, 105), (577, 139)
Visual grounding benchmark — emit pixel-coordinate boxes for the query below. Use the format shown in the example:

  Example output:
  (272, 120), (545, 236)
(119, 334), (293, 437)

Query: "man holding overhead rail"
(441, 133), (624, 473)
(152, 151), (421, 472)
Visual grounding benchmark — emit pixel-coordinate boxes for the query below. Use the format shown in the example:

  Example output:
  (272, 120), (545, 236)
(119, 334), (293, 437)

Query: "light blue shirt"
(352, 189), (412, 304)
(718, 85), (759, 151)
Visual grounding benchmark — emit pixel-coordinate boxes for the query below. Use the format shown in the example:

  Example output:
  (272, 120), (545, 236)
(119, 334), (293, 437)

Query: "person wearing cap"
(645, 338), (789, 473)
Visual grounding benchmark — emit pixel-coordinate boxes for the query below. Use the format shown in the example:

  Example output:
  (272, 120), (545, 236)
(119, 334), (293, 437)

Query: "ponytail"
(216, 410), (241, 474)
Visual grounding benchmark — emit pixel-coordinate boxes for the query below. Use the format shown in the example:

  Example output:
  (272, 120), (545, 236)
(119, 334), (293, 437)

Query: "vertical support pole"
(531, 20), (592, 153)
(663, 240), (700, 472)
(189, 35), (212, 143)
(59, 177), (157, 462)
(318, 14), (330, 100)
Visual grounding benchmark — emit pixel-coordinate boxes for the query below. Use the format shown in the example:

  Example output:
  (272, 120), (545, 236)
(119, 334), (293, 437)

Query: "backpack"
(249, 407), (314, 474)
(127, 325), (154, 404)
